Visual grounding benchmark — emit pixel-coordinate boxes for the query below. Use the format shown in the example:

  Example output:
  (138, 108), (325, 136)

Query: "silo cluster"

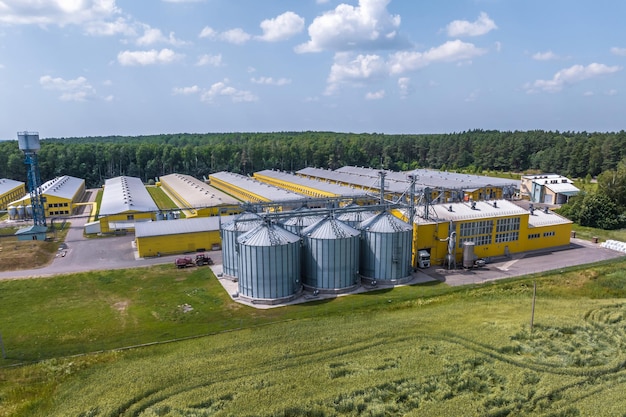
(220, 208), (414, 304)
(7, 204), (34, 220)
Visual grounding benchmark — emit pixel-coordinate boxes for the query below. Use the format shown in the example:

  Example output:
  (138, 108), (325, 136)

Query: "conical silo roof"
(222, 211), (263, 232)
(336, 204), (376, 225)
(282, 213), (325, 228)
(360, 211), (413, 233)
(238, 222), (301, 246)
(301, 216), (360, 239)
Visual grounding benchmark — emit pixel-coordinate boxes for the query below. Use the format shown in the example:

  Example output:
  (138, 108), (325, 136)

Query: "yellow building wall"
(100, 211), (155, 233)
(1, 184), (25, 210)
(209, 175), (268, 203)
(409, 213), (572, 266)
(136, 230), (222, 258)
(253, 172), (338, 198)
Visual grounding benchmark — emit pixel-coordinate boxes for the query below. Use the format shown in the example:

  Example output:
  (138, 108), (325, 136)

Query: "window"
(528, 233), (540, 239)
(459, 220), (493, 247)
(127, 214), (135, 221)
(496, 217), (520, 243)
(543, 231), (555, 237)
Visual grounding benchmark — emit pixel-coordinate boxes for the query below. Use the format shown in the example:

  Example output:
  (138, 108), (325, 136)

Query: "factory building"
(158, 173), (241, 217)
(520, 174), (579, 205)
(297, 166), (519, 203)
(8, 175), (85, 219)
(98, 176), (159, 233)
(135, 216), (232, 258)
(0, 179), (25, 211)
(403, 199), (572, 268)
(253, 169), (370, 200)
(209, 171), (307, 210)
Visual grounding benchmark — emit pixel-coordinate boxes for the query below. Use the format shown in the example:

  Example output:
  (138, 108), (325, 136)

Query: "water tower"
(18, 131), (46, 226)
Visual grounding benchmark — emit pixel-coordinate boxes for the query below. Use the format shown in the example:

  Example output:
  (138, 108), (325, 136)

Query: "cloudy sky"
(1, 0), (625, 139)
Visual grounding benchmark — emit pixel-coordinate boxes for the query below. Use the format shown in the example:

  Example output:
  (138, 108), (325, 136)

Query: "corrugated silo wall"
(302, 235), (360, 290)
(360, 229), (412, 281)
(221, 228), (239, 277)
(238, 242), (301, 299)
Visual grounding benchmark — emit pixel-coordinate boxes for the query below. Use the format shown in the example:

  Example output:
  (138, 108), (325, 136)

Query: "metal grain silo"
(16, 205), (25, 219)
(221, 212), (263, 279)
(281, 208), (324, 236)
(359, 211), (413, 284)
(301, 217), (360, 293)
(237, 221), (302, 303)
(336, 204), (376, 228)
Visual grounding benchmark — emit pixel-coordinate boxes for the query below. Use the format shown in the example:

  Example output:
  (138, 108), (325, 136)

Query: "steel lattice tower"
(17, 132), (46, 227)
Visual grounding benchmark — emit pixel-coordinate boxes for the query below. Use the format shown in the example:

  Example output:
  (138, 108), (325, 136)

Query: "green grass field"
(1, 257), (626, 416)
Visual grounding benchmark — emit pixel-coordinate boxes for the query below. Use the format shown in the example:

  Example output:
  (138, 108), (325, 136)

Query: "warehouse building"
(209, 171), (307, 210)
(520, 174), (579, 205)
(8, 175), (85, 219)
(298, 166), (519, 203)
(98, 176), (159, 233)
(0, 179), (25, 211)
(159, 173), (240, 217)
(253, 169), (369, 200)
(135, 216), (232, 258)
(402, 198), (572, 268)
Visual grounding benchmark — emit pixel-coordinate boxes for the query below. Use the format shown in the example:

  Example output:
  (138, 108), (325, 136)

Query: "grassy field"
(0, 222), (70, 271)
(1, 257), (626, 416)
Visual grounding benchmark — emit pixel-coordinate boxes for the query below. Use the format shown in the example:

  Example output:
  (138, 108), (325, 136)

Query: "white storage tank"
(301, 216), (360, 293)
(237, 221), (302, 303)
(221, 212), (263, 279)
(336, 204), (376, 228)
(8, 205), (17, 220)
(463, 241), (477, 268)
(359, 211), (413, 284)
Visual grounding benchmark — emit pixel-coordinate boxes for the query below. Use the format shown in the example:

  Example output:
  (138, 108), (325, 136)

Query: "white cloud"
(172, 85), (200, 95)
(196, 53), (222, 67)
(524, 63), (621, 93)
(199, 26), (217, 39)
(257, 11), (304, 42)
(0, 0), (120, 27)
(220, 28), (251, 44)
(117, 48), (183, 66)
(532, 50), (559, 61)
(162, 0), (204, 2)
(201, 79), (258, 103)
(84, 16), (136, 36)
(465, 90), (479, 102)
(398, 77), (411, 98)
(296, 0), (403, 53)
(39, 75), (96, 102)
(388, 40), (486, 74)
(365, 90), (385, 100)
(606, 89), (618, 96)
(250, 77), (292, 86)
(326, 52), (387, 94)
(610, 47), (626, 56)
(136, 26), (187, 46)
(445, 12), (497, 37)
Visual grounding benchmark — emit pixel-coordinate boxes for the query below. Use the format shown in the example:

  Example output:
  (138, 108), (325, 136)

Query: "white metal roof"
(237, 222), (300, 246)
(360, 211), (413, 233)
(40, 176), (84, 200)
(527, 208), (572, 228)
(99, 176), (159, 215)
(417, 199), (528, 222)
(160, 173), (239, 208)
(0, 178), (24, 195)
(135, 215), (236, 238)
(209, 171), (307, 202)
(544, 182), (580, 195)
(255, 169), (367, 197)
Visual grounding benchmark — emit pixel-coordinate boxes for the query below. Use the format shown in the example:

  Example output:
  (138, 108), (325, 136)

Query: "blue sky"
(1, 0), (625, 139)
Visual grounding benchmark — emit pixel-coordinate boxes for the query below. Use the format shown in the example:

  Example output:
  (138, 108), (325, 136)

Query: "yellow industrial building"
(209, 171), (306, 210)
(8, 175), (85, 218)
(98, 176), (159, 233)
(158, 173), (241, 217)
(253, 169), (368, 199)
(400, 199), (572, 268)
(0, 179), (25, 210)
(135, 216), (231, 258)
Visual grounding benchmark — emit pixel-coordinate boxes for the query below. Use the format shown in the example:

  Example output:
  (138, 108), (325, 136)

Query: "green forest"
(1, 130), (625, 187)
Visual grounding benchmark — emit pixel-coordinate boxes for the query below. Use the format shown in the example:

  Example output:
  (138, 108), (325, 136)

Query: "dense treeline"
(0, 130), (624, 188)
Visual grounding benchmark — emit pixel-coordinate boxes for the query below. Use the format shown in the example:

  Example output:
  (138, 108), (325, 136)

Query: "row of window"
(496, 217), (520, 233)
(47, 202), (69, 208)
(496, 231), (519, 243)
(49, 210), (70, 215)
(459, 220), (494, 237)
